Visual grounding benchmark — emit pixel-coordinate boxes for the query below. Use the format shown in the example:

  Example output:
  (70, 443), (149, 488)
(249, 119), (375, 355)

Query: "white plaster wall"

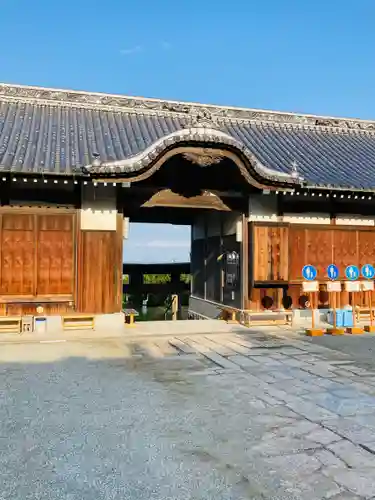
(335, 215), (375, 226)
(282, 213), (331, 224)
(80, 183), (117, 231)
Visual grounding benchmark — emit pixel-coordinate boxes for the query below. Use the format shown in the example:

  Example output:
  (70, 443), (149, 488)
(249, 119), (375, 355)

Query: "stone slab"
(180, 338), (241, 370)
(327, 440), (375, 468)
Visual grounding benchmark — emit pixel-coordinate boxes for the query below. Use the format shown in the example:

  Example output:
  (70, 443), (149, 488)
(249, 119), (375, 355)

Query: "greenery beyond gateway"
(123, 274), (190, 285)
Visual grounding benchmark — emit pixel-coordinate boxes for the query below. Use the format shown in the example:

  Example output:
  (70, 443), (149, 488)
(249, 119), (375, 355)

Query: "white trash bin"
(34, 317), (47, 334)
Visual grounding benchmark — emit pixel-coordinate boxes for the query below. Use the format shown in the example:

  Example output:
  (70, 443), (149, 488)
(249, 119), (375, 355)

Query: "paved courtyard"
(2, 330), (375, 499)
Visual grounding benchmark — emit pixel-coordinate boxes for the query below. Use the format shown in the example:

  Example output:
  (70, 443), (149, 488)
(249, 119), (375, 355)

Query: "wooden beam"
(141, 189), (232, 211)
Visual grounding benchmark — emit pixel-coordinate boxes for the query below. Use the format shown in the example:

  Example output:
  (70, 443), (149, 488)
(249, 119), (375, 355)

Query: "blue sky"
(1, 0), (374, 262)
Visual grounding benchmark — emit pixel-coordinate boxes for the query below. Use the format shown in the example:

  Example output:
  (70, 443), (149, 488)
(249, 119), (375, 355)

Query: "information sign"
(361, 264), (375, 280)
(302, 265), (317, 281)
(327, 281), (341, 292)
(345, 265), (359, 281)
(361, 281), (375, 291)
(345, 281), (360, 292)
(302, 281), (319, 292)
(327, 264), (339, 280)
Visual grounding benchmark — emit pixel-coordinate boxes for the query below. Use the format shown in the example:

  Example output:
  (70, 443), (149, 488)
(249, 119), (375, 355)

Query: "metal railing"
(189, 295), (293, 326)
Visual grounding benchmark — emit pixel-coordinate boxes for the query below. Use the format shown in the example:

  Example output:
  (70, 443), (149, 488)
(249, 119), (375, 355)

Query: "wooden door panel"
(1, 215), (35, 294)
(37, 215), (74, 295)
(305, 228), (333, 279)
(2, 214), (34, 231)
(333, 230), (358, 276)
(253, 226), (269, 281)
(79, 231), (117, 314)
(37, 231), (74, 295)
(269, 226), (288, 281)
(289, 227), (306, 280)
(39, 214), (73, 231)
(358, 231), (375, 269)
(253, 225), (288, 281)
(290, 227), (333, 281)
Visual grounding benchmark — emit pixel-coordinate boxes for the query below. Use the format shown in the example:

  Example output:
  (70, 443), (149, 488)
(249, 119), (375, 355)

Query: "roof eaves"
(302, 183), (375, 193)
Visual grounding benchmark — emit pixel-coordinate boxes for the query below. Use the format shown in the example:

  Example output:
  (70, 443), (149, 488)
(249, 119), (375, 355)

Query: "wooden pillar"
(341, 288), (350, 308)
(203, 216), (208, 300)
(242, 214), (249, 310)
(275, 288), (283, 310)
(288, 284), (301, 309)
(76, 184), (123, 314)
(249, 287), (261, 311)
(248, 221), (255, 309)
(77, 222), (123, 314)
(115, 213), (124, 311)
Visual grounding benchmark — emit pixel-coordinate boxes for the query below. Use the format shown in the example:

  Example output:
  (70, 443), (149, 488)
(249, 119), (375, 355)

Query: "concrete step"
(130, 319), (248, 336)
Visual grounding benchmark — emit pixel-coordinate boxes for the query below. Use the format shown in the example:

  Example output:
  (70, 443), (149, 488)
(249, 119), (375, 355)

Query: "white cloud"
(120, 45), (143, 56)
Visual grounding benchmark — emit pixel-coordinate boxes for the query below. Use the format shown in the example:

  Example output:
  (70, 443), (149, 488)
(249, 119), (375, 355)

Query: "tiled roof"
(0, 83), (375, 189)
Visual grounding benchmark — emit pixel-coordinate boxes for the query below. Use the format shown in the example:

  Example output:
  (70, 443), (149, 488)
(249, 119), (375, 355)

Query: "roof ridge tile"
(1, 82), (375, 133)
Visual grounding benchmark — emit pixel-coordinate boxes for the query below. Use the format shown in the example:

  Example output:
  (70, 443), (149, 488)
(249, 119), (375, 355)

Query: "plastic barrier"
(327, 309), (344, 327)
(343, 310), (354, 328)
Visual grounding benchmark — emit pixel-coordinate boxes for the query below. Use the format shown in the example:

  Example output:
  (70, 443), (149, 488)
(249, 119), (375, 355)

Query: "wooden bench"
(62, 314), (95, 331)
(0, 316), (22, 334)
(243, 310), (293, 327)
(123, 309), (139, 327)
(220, 305), (293, 327)
(355, 306), (372, 322)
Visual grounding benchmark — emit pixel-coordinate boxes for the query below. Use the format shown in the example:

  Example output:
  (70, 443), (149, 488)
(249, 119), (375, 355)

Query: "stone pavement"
(0, 319), (246, 344)
(2, 329), (375, 498)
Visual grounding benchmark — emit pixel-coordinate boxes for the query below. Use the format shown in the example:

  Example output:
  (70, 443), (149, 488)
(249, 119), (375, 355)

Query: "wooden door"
(37, 214), (75, 296)
(0, 214), (35, 295)
(79, 231), (118, 313)
(252, 224), (289, 281)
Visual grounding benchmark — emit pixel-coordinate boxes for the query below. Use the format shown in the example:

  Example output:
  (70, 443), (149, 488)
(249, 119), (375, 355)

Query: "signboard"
(302, 281), (319, 292)
(225, 251), (240, 288)
(345, 281), (361, 292)
(361, 264), (375, 280)
(345, 265), (359, 281)
(327, 264), (339, 280)
(327, 281), (341, 292)
(361, 281), (375, 291)
(302, 265), (317, 281)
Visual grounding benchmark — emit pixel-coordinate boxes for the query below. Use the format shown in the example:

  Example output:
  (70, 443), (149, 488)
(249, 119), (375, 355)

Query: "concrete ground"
(2, 327), (375, 499)
(306, 332), (375, 368)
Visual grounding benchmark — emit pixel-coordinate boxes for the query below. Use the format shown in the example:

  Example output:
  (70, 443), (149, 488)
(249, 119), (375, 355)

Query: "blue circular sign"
(345, 265), (359, 281)
(327, 264), (339, 280)
(302, 265), (317, 281)
(361, 264), (375, 280)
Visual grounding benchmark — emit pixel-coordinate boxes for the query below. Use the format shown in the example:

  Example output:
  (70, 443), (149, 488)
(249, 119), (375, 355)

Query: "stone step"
(130, 320), (248, 336)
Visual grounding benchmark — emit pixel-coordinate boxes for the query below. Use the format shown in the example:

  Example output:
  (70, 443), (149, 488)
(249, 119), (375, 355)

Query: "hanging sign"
(327, 264), (339, 280)
(345, 281), (361, 292)
(361, 264), (375, 280)
(361, 281), (374, 291)
(327, 281), (341, 292)
(345, 265), (359, 281)
(302, 265), (317, 281)
(302, 281), (319, 292)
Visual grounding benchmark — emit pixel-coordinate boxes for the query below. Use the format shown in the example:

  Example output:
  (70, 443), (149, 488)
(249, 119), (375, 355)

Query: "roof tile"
(0, 84), (375, 189)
